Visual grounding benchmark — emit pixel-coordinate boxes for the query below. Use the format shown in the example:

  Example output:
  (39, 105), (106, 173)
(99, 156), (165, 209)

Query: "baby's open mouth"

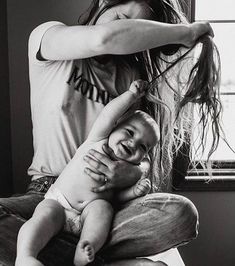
(121, 143), (132, 155)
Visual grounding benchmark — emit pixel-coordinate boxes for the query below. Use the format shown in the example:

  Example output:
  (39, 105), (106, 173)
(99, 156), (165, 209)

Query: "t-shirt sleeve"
(28, 21), (64, 65)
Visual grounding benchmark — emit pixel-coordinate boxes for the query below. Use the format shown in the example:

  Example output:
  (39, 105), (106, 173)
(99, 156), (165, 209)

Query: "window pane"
(192, 23), (235, 161)
(196, 0), (235, 21)
(212, 23), (235, 93)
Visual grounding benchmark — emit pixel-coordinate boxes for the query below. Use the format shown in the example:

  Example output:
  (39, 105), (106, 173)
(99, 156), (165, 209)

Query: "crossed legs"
(1, 190), (198, 266)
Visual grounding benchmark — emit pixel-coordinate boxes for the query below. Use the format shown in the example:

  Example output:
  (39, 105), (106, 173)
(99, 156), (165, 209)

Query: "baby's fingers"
(84, 168), (106, 183)
(139, 179), (151, 192)
(134, 178), (151, 196)
(139, 178), (151, 187)
(129, 80), (149, 96)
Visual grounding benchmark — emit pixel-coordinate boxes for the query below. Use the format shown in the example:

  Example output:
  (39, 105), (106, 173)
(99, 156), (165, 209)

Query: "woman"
(0, 0), (220, 265)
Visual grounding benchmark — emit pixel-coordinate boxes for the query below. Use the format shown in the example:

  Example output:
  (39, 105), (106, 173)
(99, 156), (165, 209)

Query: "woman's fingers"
(83, 154), (108, 174)
(92, 183), (113, 193)
(88, 148), (113, 166)
(84, 168), (107, 183)
(185, 21), (214, 47)
(204, 21), (214, 37)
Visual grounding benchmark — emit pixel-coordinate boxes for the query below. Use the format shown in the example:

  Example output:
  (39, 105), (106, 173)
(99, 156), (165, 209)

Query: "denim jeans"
(0, 176), (198, 266)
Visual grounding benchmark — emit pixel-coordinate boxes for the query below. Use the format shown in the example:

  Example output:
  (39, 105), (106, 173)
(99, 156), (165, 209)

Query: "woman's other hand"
(184, 21), (214, 47)
(83, 145), (141, 192)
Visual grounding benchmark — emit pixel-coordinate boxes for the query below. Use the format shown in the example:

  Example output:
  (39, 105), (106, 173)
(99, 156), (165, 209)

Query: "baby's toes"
(84, 244), (94, 262)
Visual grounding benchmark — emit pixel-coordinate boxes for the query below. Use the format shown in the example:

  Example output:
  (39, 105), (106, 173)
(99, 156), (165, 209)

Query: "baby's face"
(108, 116), (159, 164)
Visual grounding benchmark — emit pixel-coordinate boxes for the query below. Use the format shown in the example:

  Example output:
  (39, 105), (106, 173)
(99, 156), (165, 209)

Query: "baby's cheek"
(107, 137), (114, 150)
(135, 153), (143, 164)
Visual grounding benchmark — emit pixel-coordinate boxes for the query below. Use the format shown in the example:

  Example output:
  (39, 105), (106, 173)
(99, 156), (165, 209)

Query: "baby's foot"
(74, 240), (95, 266)
(15, 256), (44, 266)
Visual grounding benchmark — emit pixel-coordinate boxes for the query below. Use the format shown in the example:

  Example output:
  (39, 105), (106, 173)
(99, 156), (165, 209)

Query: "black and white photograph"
(0, 1), (234, 265)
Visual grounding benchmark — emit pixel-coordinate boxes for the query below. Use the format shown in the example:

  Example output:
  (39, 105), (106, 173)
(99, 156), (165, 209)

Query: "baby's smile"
(120, 143), (132, 156)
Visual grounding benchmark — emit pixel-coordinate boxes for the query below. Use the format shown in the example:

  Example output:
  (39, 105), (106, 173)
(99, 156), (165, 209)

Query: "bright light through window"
(193, 2), (235, 161)
(212, 23), (235, 92)
(196, 0), (235, 21)
(193, 94), (235, 161)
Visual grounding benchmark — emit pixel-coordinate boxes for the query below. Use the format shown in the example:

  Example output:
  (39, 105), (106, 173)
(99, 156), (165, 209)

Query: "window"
(173, 0), (235, 191)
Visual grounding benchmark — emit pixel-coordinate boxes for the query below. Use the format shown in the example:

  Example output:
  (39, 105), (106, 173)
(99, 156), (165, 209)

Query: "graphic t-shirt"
(28, 21), (139, 179)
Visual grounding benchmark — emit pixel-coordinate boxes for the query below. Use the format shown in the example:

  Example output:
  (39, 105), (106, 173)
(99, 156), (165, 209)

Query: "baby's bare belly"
(53, 139), (112, 210)
(55, 175), (113, 211)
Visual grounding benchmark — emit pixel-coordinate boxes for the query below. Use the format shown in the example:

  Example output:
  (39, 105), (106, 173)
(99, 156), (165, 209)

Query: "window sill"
(173, 175), (235, 191)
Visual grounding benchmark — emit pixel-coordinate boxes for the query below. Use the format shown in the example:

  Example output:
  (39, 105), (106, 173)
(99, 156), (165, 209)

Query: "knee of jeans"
(179, 196), (199, 241)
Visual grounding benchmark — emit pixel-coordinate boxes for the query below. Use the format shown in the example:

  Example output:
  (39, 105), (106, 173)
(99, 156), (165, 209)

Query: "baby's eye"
(126, 129), (134, 136)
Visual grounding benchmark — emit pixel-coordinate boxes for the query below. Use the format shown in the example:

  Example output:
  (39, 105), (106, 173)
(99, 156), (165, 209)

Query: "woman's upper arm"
(40, 24), (106, 61)
(28, 21), (64, 64)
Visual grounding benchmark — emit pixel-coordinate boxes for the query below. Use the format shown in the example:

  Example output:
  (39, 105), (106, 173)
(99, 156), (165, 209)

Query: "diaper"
(45, 185), (82, 236)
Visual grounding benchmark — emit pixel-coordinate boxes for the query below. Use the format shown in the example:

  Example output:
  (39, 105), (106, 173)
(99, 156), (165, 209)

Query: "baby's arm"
(87, 80), (148, 141)
(116, 159), (151, 203)
(116, 177), (151, 203)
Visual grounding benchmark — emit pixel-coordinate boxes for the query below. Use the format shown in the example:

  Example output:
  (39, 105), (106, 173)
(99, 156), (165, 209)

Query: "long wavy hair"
(79, 0), (222, 191)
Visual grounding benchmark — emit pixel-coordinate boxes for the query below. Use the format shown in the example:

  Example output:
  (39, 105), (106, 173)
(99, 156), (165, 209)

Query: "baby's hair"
(130, 110), (160, 143)
(118, 110), (160, 141)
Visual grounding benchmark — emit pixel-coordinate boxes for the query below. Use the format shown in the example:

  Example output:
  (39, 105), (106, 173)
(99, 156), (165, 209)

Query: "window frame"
(173, 0), (235, 191)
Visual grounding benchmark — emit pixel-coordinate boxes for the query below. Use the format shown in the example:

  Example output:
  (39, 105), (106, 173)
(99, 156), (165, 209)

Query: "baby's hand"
(129, 79), (149, 98)
(133, 178), (151, 197)
(184, 21), (214, 47)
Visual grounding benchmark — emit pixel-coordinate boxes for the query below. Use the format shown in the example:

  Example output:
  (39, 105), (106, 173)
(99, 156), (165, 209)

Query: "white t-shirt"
(27, 21), (139, 179)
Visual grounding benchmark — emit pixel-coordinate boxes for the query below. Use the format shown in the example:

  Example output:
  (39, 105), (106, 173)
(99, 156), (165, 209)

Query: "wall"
(7, 0), (91, 192)
(0, 0), (13, 196)
(179, 191), (235, 266)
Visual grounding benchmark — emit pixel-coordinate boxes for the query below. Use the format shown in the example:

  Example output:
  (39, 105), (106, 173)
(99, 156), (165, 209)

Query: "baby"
(16, 80), (160, 266)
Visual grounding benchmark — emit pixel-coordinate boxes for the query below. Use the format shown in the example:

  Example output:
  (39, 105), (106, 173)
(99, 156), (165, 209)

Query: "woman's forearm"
(99, 19), (190, 55)
(41, 19), (191, 61)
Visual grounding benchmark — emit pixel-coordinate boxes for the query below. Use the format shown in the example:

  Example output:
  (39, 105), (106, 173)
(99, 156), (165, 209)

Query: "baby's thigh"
(33, 199), (65, 228)
(81, 199), (113, 223)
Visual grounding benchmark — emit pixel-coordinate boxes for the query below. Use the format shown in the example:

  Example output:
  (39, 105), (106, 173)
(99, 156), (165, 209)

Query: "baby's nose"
(128, 140), (136, 149)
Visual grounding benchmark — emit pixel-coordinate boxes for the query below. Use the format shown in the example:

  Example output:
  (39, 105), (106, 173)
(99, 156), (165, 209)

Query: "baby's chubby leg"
(15, 199), (65, 266)
(74, 199), (113, 266)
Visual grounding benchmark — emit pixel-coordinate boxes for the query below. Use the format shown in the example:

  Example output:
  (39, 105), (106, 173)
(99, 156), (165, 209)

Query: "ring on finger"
(104, 176), (108, 183)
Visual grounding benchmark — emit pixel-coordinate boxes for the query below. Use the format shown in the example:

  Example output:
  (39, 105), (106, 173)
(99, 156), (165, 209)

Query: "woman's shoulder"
(29, 21), (65, 44)
(28, 21), (66, 65)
